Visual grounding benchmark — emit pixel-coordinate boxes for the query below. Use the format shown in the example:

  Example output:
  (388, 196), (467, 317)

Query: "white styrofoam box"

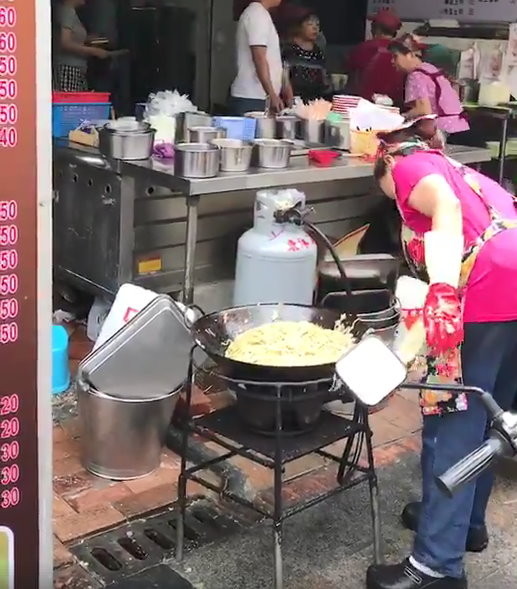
(93, 284), (159, 350)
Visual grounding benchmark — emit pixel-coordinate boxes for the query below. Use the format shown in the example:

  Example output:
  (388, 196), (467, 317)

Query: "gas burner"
(195, 355), (346, 436)
(229, 382), (335, 436)
(175, 345), (382, 589)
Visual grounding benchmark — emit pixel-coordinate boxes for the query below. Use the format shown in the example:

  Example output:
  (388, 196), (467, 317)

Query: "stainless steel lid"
(79, 295), (195, 400)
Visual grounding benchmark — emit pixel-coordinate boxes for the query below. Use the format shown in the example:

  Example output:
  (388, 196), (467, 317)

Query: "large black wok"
(190, 303), (369, 383)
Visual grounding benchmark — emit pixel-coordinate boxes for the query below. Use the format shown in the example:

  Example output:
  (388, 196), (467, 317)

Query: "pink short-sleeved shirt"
(405, 63), (469, 134)
(393, 151), (517, 323)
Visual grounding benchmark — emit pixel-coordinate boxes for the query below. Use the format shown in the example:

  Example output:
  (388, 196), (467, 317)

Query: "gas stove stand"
(175, 348), (382, 589)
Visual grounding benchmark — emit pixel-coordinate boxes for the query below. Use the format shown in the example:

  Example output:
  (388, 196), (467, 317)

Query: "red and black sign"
(0, 0), (41, 586)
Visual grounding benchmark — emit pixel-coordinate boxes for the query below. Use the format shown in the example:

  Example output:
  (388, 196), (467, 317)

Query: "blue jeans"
(229, 96), (266, 116)
(413, 321), (517, 578)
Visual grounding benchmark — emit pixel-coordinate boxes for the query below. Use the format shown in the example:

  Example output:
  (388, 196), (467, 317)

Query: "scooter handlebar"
(435, 435), (507, 497)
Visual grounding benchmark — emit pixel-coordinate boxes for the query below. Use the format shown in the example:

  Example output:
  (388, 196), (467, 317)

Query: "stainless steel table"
(52, 142), (491, 304)
(464, 104), (517, 184)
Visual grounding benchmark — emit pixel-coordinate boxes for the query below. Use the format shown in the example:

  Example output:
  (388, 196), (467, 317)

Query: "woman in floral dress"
(366, 118), (517, 589)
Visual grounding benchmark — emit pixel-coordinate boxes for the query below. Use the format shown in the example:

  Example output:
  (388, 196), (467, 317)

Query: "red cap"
(368, 9), (401, 33)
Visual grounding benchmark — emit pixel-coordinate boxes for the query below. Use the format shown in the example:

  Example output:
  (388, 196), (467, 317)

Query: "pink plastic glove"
(423, 283), (464, 355)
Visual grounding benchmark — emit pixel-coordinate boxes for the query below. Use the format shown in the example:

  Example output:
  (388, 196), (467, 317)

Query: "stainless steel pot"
(276, 115), (298, 140)
(458, 79), (480, 104)
(245, 112), (276, 139)
(298, 119), (325, 144)
(175, 142), (220, 178)
(325, 119), (350, 150)
(187, 125), (226, 143)
(176, 112), (213, 142)
(78, 380), (180, 480)
(211, 138), (253, 172)
(254, 139), (292, 169)
(99, 125), (155, 161)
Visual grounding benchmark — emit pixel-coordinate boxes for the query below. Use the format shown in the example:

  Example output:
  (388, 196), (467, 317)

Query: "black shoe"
(401, 502), (489, 553)
(366, 559), (467, 589)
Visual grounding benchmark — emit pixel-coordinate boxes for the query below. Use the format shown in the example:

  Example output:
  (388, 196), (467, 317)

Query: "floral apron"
(401, 154), (517, 416)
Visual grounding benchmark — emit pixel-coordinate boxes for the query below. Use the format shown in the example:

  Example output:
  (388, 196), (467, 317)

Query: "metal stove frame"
(175, 348), (382, 589)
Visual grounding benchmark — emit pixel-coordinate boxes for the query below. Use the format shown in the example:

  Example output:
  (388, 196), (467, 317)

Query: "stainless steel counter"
(55, 141), (491, 197)
(53, 141), (491, 303)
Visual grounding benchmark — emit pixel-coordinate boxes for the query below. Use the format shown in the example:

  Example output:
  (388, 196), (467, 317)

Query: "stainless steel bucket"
(174, 142), (220, 178)
(276, 115), (298, 140)
(253, 139), (292, 169)
(78, 381), (180, 480)
(298, 119), (325, 144)
(211, 138), (253, 172)
(99, 125), (155, 161)
(325, 119), (350, 150)
(245, 112), (276, 139)
(187, 126), (226, 143)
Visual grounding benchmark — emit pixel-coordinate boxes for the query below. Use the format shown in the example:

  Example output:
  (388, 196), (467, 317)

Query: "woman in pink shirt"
(366, 118), (517, 589)
(389, 35), (469, 139)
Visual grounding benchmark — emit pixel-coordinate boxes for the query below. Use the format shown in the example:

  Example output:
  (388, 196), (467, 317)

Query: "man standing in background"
(346, 8), (405, 106)
(230, 0), (286, 115)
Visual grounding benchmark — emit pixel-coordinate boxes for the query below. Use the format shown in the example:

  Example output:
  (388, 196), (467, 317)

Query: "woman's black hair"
(290, 12), (318, 34)
(388, 34), (423, 57)
(373, 121), (438, 181)
(388, 40), (411, 55)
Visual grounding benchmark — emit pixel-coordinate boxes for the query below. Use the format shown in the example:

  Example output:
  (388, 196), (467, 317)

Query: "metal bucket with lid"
(78, 380), (179, 480)
(77, 294), (196, 479)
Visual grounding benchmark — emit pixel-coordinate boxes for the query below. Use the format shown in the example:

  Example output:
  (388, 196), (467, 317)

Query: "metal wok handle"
(176, 302), (206, 330)
(304, 220), (353, 297)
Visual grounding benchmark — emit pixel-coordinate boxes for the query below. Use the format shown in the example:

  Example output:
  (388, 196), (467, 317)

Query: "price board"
(0, 0), (53, 587)
(368, 0), (517, 22)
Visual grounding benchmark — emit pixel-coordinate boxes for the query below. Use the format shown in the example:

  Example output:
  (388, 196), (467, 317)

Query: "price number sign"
(0, 0), (42, 586)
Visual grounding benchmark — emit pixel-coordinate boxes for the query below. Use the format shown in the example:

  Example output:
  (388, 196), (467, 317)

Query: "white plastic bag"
(87, 297), (112, 343)
(93, 284), (159, 350)
(458, 43), (480, 80)
(480, 45), (504, 82)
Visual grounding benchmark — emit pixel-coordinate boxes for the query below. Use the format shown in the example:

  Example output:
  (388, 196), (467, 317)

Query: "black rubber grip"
(436, 435), (506, 497)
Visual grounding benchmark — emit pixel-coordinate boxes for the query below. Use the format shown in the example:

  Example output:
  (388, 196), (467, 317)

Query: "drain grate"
(107, 564), (194, 589)
(70, 497), (253, 585)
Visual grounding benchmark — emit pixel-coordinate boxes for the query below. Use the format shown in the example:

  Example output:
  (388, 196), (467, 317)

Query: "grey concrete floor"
(168, 454), (517, 589)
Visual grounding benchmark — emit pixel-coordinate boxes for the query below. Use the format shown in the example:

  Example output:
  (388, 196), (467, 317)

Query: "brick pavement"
(52, 399), (423, 575)
(53, 324), (425, 582)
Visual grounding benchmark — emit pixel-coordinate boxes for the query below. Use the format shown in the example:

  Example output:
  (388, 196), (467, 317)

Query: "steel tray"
(79, 295), (194, 400)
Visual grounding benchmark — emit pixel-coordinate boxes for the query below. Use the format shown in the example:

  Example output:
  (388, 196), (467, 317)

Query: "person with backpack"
(389, 34), (469, 140)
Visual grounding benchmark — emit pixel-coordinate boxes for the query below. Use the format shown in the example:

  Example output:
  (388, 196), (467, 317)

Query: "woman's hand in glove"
(423, 283), (463, 355)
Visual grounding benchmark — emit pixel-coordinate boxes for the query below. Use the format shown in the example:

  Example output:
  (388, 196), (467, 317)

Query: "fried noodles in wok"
(225, 321), (354, 367)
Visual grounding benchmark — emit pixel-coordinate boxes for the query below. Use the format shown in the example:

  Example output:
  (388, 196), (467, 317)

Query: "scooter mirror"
(335, 336), (408, 406)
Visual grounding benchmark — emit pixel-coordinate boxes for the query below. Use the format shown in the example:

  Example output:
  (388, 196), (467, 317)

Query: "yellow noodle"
(225, 321), (354, 367)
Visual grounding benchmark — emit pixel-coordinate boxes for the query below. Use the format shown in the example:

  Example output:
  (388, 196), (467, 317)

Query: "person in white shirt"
(230, 0), (288, 115)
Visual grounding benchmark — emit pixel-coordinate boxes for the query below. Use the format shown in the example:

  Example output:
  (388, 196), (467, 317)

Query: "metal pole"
(498, 115), (509, 186)
(182, 196), (200, 305)
(176, 352), (194, 561)
(273, 385), (284, 589)
(364, 409), (382, 564)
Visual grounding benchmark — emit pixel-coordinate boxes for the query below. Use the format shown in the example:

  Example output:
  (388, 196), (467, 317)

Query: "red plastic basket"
(52, 91), (111, 104)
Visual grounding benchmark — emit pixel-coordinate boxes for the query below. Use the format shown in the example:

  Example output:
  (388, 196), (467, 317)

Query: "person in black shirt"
(280, 6), (328, 103)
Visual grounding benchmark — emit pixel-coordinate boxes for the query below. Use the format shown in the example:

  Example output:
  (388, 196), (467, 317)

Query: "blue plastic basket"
(212, 116), (257, 141)
(52, 102), (111, 137)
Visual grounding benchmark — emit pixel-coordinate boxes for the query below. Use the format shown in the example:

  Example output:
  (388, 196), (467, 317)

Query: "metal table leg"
(182, 196), (200, 305)
(176, 355), (194, 561)
(273, 385), (284, 589)
(364, 410), (382, 565)
(498, 116), (509, 186)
